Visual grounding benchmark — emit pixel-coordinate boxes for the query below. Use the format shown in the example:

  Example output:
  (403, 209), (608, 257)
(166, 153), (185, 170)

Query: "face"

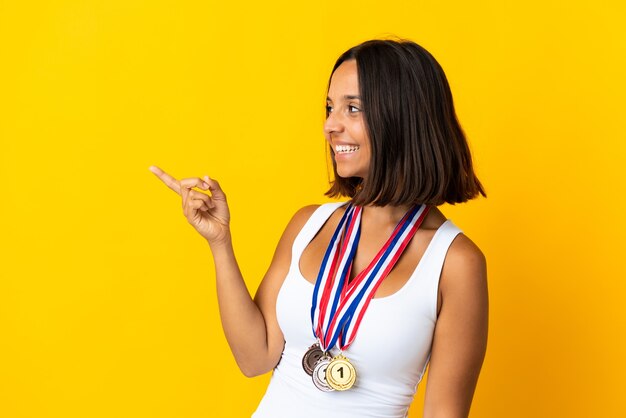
(324, 60), (371, 180)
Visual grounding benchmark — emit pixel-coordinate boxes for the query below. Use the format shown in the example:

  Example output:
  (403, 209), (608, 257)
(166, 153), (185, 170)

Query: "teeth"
(335, 145), (360, 154)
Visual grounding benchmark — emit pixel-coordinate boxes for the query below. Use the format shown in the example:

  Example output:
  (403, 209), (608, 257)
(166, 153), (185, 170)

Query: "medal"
(302, 342), (324, 376)
(307, 203), (430, 391)
(312, 354), (334, 392)
(326, 353), (356, 391)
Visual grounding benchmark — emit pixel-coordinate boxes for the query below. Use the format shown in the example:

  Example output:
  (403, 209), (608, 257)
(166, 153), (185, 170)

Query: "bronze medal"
(312, 355), (334, 392)
(302, 343), (324, 376)
(326, 354), (356, 391)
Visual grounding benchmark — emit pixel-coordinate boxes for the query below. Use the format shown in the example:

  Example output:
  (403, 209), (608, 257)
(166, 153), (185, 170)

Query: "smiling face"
(324, 60), (371, 180)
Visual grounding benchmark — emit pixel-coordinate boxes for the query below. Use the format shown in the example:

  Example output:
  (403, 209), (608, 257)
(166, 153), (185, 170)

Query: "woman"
(150, 38), (488, 418)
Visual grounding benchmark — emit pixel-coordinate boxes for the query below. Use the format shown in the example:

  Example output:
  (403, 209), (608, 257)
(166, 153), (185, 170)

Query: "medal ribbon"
(311, 203), (430, 352)
(311, 204), (361, 343)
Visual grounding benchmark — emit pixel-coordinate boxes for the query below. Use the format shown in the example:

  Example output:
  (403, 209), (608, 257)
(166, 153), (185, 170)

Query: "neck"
(360, 203), (415, 227)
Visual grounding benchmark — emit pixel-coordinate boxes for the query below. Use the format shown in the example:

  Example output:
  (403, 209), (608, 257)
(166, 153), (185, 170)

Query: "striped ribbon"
(310, 203), (430, 352)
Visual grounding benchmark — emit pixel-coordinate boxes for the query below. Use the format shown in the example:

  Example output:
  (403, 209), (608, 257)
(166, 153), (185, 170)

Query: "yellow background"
(1, 1), (625, 417)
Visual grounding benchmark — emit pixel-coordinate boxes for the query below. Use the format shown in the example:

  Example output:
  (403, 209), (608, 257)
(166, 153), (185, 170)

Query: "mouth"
(334, 144), (360, 154)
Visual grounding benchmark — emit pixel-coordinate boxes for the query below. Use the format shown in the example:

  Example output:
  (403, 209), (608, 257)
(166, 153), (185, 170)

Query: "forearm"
(209, 235), (273, 376)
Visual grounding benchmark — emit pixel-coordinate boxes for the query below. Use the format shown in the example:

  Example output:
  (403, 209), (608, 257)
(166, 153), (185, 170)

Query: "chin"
(336, 169), (354, 178)
(336, 170), (366, 180)
(334, 161), (367, 179)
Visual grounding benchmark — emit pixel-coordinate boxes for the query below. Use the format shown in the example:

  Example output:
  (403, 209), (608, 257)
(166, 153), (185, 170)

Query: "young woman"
(150, 38), (488, 418)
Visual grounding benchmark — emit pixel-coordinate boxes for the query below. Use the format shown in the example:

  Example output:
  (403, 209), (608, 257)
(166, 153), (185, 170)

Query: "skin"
(324, 60), (371, 179)
(149, 59), (488, 418)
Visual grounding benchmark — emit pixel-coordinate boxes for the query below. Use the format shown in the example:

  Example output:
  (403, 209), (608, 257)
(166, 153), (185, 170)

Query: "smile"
(335, 145), (360, 154)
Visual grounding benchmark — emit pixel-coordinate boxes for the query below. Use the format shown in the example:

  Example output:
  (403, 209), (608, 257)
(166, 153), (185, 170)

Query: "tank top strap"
(423, 219), (463, 270)
(290, 202), (348, 265)
(415, 219), (463, 319)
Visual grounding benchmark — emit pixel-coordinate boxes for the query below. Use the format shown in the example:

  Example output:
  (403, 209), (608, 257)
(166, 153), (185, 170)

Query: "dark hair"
(324, 38), (486, 206)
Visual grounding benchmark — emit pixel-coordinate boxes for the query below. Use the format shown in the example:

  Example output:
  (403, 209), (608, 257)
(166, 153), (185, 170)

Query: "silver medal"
(312, 355), (334, 392)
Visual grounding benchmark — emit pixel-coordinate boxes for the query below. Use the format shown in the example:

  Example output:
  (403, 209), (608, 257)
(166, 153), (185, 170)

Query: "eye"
(348, 105), (361, 113)
(325, 104), (333, 114)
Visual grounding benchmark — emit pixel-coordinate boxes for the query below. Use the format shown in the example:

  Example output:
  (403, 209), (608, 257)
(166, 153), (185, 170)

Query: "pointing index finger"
(149, 165), (181, 195)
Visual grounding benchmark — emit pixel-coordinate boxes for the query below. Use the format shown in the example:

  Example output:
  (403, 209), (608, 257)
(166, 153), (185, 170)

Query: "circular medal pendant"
(326, 354), (356, 391)
(302, 343), (324, 376)
(312, 356), (334, 392)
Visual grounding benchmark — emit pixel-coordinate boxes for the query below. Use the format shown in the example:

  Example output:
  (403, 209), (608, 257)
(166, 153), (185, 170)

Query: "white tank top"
(252, 202), (463, 418)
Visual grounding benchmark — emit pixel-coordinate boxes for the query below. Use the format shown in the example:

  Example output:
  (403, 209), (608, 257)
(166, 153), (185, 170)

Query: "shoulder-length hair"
(325, 39), (486, 206)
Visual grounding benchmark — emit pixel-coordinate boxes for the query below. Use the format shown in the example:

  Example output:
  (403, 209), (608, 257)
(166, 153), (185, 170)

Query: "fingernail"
(202, 182), (210, 188)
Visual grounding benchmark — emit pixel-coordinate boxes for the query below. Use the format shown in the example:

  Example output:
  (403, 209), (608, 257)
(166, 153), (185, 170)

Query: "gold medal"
(302, 343), (324, 376)
(325, 353), (356, 391)
(312, 355), (334, 392)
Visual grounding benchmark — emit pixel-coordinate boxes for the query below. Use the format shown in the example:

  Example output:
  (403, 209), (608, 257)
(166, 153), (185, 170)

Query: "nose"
(323, 111), (344, 139)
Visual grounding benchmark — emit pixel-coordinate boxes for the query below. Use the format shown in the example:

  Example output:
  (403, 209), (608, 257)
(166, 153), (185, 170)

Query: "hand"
(149, 165), (231, 245)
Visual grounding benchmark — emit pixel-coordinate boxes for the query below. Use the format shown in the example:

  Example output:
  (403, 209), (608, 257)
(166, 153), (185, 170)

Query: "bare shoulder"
(291, 204), (321, 225)
(269, 204), (324, 257)
(440, 231), (488, 301)
(254, 204), (321, 300)
(444, 233), (487, 274)
(282, 204), (321, 238)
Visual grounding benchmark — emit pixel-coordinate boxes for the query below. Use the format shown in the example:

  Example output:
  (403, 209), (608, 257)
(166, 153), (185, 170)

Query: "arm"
(148, 165), (319, 377)
(423, 234), (489, 418)
(210, 205), (319, 377)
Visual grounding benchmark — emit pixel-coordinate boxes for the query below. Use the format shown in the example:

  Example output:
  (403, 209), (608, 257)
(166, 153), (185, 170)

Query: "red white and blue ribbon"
(310, 203), (430, 352)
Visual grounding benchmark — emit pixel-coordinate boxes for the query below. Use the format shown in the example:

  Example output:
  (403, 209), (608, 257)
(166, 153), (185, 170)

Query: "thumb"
(204, 175), (227, 200)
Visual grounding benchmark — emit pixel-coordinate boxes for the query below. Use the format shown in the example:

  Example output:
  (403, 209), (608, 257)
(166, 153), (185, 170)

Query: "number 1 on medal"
(326, 355), (356, 391)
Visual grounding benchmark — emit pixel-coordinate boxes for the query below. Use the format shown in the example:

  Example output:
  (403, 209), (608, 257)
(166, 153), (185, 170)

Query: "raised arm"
(423, 234), (489, 418)
(149, 165), (317, 377)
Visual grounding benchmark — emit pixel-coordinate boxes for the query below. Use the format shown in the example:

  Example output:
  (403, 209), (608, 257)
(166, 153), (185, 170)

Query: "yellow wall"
(1, 1), (625, 417)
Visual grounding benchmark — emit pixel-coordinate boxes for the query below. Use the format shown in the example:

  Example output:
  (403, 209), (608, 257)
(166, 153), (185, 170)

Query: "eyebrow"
(326, 95), (361, 101)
